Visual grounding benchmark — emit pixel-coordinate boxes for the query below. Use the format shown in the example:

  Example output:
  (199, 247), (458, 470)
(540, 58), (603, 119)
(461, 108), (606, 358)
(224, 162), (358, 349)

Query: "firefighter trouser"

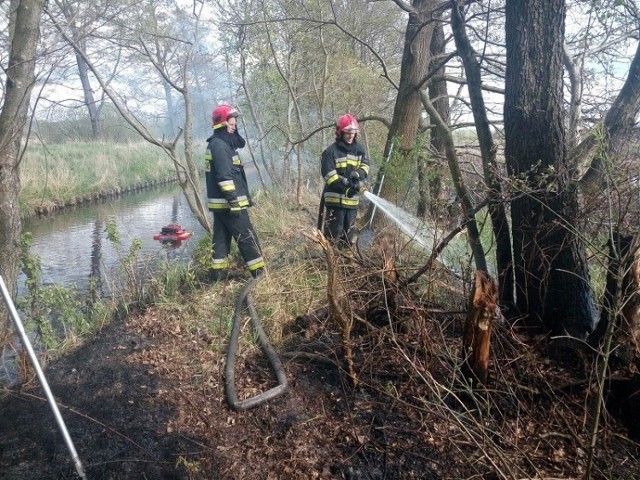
(324, 206), (357, 249)
(212, 210), (264, 274)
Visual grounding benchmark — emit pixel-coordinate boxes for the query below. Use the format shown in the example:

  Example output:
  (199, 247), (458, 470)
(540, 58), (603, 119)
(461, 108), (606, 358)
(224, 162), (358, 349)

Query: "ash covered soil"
(1, 306), (443, 479)
(1, 284), (639, 479)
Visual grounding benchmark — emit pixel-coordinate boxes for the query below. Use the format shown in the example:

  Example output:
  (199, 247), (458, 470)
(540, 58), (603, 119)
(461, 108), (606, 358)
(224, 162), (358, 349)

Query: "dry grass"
(217, 188), (328, 348)
(19, 141), (176, 216)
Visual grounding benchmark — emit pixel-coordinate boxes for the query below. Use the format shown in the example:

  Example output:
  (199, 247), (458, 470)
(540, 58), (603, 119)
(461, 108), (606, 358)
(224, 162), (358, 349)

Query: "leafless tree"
(0, 0), (46, 346)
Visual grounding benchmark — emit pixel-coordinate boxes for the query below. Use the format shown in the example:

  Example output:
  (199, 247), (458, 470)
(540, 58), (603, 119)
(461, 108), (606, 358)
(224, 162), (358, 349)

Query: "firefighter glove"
(346, 187), (357, 198)
(349, 170), (360, 182)
(340, 176), (350, 193)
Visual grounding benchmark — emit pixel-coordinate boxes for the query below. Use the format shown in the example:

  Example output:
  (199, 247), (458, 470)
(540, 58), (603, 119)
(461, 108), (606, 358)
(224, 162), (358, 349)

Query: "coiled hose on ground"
(224, 276), (288, 410)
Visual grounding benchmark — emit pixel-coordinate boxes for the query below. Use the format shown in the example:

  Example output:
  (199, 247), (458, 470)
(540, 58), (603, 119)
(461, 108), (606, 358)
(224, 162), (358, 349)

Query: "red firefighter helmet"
(212, 103), (240, 129)
(336, 113), (360, 137)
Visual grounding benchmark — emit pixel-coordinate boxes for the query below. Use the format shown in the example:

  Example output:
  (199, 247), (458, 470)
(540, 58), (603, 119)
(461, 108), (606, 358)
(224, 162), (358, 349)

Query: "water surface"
(19, 184), (207, 297)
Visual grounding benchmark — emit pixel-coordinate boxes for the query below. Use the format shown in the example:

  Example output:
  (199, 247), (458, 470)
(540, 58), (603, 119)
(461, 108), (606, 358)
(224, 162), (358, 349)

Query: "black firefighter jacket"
(205, 132), (252, 212)
(321, 138), (370, 209)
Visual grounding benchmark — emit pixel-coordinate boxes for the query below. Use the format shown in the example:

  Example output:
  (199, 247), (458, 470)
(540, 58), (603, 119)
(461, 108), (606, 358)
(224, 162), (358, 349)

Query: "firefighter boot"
(209, 269), (229, 283)
(250, 268), (265, 279)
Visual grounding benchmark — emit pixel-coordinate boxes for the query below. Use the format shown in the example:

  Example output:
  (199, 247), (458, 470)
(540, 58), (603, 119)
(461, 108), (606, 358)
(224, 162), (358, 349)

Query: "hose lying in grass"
(224, 276), (288, 410)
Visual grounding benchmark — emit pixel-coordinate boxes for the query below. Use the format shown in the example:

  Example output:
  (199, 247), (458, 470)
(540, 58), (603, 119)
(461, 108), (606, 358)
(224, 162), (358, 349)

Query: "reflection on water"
(19, 184), (207, 297)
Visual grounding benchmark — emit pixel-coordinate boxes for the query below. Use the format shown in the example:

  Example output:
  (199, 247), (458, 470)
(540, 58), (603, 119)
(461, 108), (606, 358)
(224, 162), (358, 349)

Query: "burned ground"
(1, 272), (639, 479)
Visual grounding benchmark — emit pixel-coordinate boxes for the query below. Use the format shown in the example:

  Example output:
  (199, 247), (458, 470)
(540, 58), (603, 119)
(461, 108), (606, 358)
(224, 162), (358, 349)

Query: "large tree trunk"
(371, 0), (437, 210)
(418, 21), (448, 220)
(504, 0), (597, 338)
(0, 0), (45, 346)
(451, 1), (514, 312)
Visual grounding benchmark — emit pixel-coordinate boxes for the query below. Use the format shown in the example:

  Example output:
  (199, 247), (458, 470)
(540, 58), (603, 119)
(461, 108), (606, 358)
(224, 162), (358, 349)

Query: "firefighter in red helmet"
(205, 103), (265, 281)
(319, 113), (370, 248)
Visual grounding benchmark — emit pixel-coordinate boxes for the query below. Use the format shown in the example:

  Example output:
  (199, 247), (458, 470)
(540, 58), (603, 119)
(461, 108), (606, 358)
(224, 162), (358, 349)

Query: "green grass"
(20, 141), (177, 217)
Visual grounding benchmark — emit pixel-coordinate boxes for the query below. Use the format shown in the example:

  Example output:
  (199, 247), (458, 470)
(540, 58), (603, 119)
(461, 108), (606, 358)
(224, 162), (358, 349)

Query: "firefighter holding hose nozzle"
(319, 113), (370, 249)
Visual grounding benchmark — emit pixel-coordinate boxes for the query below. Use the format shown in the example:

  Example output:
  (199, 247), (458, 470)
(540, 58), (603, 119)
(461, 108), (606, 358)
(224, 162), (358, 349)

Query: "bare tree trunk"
(239, 51), (276, 189)
(504, 0), (596, 338)
(0, 0), (45, 346)
(76, 51), (104, 140)
(422, 93), (487, 273)
(451, 0), (514, 312)
(563, 44), (583, 150)
(55, 0), (105, 140)
(162, 79), (176, 137)
(180, 69), (206, 227)
(417, 21), (447, 220)
(368, 0), (437, 224)
(578, 41), (640, 189)
(262, 11), (307, 199)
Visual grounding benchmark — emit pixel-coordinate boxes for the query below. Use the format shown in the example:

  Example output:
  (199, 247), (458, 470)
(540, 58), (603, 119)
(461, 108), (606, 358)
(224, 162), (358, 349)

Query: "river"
(18, 183), (207, 298)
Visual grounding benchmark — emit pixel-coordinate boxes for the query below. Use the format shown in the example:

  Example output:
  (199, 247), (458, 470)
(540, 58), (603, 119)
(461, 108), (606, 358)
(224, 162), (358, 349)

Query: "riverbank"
(20, 141), (179, 218)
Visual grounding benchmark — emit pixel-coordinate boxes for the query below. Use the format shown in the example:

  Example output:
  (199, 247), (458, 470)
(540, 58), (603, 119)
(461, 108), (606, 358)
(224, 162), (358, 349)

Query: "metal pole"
(0, 275), (87, 480)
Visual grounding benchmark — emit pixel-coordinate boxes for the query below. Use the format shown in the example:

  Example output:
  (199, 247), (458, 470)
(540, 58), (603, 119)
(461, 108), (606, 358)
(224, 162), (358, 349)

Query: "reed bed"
(19, 141), (177, 216)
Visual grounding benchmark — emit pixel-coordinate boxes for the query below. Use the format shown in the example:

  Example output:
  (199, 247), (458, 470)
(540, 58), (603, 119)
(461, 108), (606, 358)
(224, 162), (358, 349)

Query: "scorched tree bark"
(504, 0), (597, 338)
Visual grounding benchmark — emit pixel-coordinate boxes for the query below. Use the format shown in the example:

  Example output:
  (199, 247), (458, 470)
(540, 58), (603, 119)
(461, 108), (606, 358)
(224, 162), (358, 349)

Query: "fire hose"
(224, 276), (288, 410)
